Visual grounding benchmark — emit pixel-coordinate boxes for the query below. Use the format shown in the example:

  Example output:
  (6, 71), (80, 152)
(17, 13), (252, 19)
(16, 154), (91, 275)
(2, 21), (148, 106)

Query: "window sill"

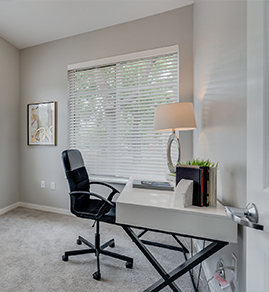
(90, 175), (130, 185)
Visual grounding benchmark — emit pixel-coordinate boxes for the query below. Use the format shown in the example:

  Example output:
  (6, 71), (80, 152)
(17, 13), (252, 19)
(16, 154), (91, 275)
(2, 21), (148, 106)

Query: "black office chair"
(61, 149), (133, 280)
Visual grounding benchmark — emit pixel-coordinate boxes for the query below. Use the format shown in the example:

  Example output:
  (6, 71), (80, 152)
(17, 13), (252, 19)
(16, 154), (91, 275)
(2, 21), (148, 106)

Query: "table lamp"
(154, 102), (197, 173)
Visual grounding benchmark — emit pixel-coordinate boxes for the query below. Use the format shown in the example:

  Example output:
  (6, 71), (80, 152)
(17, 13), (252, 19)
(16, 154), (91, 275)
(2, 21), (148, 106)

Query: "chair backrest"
(62, 149), (89, 192)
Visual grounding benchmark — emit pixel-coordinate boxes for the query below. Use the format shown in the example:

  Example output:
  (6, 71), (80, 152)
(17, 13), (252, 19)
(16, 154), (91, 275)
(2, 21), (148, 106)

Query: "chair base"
(62, 222), (133, 280)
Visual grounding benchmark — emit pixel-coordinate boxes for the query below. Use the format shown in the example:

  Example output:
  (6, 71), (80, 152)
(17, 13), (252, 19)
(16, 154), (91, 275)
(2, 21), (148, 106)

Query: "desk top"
(116, 178), (237, 243)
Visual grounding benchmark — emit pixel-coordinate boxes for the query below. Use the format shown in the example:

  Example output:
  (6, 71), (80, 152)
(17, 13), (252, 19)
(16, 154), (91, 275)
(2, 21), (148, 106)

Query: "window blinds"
(68, 48), (178, 178)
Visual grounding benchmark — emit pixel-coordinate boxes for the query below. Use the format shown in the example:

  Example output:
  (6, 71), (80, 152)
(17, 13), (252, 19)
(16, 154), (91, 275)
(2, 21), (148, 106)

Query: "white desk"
(116, 178), (237, 243)
(116, 178), (238, 292)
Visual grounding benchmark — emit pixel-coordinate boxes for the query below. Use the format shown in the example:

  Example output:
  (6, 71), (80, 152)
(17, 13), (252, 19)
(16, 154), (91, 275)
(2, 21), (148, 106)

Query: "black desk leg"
(123, 226), (182, 292)
(146, 241), (228, 292)
(122, 226), (228, 292)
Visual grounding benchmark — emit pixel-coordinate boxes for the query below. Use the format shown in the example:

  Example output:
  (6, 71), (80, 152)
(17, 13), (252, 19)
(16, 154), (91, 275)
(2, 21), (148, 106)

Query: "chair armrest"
(70, 191), (114, 206)
(89, 181), (119, 201)
(89, 181), (119, 193)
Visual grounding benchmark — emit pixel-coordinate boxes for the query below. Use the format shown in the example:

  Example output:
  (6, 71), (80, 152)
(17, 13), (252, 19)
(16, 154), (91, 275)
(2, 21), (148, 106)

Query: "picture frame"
(27, 101), (57, 146)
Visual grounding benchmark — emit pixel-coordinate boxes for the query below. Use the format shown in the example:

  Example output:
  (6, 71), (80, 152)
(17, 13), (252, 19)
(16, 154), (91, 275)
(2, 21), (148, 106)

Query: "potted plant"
(176, 159), (219, 207)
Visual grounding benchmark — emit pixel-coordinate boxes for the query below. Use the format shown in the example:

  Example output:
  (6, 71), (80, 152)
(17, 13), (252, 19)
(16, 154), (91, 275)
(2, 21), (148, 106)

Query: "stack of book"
(176, 165), (217, 207)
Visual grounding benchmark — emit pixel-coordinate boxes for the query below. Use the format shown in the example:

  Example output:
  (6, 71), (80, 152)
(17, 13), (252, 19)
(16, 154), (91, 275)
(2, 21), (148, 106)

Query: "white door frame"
(246, 0), (269, 291)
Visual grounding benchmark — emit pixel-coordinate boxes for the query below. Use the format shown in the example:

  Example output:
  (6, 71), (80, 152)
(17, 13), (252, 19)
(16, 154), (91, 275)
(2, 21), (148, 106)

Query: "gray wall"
(19, 6), (194, 209)
(0, 37), (20, 210)
(193, 0), (246, 291)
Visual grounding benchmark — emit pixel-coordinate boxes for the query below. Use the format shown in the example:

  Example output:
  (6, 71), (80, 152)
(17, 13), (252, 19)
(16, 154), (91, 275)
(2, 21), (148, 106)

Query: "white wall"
(0, 37), (20, 210)
(19, 6), (194, 209)
(193, 1), (246, 291)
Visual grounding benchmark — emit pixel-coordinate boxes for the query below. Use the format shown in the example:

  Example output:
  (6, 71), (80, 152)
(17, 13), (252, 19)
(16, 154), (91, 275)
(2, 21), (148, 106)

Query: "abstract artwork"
(27, 101), (57, 146)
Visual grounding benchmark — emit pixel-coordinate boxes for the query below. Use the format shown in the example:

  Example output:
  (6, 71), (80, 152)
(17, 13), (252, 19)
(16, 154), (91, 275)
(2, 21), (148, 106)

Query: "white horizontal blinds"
(68, 51), (178, 177)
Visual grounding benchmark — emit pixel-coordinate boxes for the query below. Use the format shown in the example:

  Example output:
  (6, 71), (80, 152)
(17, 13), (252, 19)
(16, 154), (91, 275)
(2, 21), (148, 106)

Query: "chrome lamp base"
(167, 130), (181, 173)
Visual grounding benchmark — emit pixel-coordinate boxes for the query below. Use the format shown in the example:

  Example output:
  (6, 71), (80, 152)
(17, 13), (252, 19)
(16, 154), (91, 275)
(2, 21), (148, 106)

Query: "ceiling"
(0, 0), (193, 50)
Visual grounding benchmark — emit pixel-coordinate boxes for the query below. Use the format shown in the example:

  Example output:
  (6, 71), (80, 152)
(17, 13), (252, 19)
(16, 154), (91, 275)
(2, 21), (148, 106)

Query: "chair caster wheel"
(62, 255), (68, 262)
(93, 271), (101, 280)
(77, 239), (82, 245)
(126, 261), (133, 269)
(110, 242), (115, 248)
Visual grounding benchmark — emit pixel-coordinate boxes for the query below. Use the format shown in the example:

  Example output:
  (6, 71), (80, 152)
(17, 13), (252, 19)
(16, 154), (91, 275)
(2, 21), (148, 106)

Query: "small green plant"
(178, 158), (219, 168)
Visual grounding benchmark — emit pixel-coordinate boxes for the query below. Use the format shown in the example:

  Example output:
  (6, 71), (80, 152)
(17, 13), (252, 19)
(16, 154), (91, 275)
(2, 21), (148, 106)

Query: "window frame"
(67, 45), (179, 182)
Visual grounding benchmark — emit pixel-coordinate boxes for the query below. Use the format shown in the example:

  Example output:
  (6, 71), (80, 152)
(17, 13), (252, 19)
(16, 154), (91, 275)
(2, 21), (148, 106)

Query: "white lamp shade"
(154, 102), (197, 132)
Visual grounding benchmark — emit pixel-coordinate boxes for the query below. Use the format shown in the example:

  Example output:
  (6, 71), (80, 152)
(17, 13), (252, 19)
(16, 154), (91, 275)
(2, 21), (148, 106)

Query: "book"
(132, 180), (174, 191)
(208, 167), (217, 207)
(200, 166), (209, 207)
(176, 165), (209, 207)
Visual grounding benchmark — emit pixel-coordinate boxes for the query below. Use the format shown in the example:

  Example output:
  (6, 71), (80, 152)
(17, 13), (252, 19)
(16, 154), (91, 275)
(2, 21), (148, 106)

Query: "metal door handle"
(224, 203), (264, 230)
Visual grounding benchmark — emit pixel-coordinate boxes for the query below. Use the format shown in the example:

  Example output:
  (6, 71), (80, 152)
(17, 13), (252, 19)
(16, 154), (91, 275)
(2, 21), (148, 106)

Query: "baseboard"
(0, 202), (21, 215)
(19, 202), (71, 216)
(0, 202), (71, 216)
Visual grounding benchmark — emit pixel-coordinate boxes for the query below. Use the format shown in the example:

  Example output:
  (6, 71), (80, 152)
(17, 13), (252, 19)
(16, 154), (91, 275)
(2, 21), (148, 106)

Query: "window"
(68, 46), (179, 178)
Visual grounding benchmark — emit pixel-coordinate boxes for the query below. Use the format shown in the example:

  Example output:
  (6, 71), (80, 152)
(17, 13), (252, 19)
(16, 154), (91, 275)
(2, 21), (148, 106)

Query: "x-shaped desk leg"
(123, 226), (228, 292)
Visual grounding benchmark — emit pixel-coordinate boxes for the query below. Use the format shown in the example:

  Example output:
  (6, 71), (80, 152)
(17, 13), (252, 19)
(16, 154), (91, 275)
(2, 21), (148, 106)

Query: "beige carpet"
(0, 207), (210, 292)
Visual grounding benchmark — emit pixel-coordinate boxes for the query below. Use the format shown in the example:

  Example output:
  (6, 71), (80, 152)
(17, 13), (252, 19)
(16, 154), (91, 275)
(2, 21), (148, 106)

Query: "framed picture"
(27, 101), (57, 146)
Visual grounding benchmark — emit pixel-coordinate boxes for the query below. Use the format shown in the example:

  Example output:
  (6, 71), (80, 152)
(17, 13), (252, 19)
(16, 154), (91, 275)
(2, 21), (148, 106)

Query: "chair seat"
(101, 206), (116, 224)
(74, 202), (116, 224)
